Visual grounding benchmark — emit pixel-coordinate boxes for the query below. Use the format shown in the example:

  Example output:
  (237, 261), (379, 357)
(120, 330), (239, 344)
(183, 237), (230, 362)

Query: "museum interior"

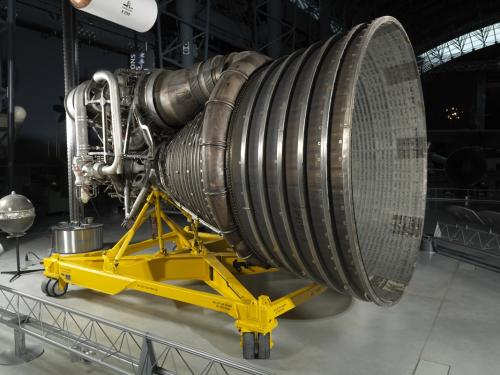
(0, 1), (499, 374)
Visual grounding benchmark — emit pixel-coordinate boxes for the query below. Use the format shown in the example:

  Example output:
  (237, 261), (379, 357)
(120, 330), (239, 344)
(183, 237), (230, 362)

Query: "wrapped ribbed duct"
(156, 16), (427, 306)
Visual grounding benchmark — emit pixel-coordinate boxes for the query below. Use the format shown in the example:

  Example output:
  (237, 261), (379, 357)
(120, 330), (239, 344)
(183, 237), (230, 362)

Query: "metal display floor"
(0, 215), (499, 375)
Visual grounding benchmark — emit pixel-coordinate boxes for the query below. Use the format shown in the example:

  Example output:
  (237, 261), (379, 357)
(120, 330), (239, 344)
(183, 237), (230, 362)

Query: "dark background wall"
(15, 27), (127, 165)
(0, 0), (499, 232)
(1, 26), (127, 215)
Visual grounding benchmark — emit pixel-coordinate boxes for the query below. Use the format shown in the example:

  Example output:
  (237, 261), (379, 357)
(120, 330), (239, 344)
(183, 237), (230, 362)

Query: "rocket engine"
(65, 17), (427, 306)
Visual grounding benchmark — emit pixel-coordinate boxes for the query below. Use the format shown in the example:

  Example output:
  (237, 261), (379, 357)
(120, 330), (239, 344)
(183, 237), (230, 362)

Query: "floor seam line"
(412, 260), (459, 374)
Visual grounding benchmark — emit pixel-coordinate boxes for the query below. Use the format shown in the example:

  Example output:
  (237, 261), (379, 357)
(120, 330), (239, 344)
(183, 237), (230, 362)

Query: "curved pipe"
(140, 54), (227, 129)
(200, 52), (270, 259)
(93, 70), (123, 176)
(74, 83), (89, 158)
(67, 82), (92, 204)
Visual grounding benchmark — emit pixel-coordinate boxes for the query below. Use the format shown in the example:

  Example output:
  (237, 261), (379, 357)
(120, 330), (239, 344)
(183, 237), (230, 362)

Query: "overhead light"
(446, 106), (464, 120)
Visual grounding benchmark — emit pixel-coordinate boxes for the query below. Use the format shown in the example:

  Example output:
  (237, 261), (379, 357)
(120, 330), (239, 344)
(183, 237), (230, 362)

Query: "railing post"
(0, 318), (44, 365)
(137, 337), (157, 375)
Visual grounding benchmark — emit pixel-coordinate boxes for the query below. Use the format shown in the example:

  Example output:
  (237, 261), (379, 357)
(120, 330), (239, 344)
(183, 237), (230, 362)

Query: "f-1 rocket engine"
(65, 16), (427, 306)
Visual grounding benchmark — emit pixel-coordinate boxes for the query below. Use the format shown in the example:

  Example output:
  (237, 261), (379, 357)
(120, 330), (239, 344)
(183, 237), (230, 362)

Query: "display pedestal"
(1, 236), (44, 282)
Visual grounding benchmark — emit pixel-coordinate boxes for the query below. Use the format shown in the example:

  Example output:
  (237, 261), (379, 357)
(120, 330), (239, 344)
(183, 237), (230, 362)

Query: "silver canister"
(51, 222), (104, 254)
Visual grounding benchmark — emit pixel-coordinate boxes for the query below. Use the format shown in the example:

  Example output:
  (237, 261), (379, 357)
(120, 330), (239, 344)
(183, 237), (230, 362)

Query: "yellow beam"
(204, 255), (256, 301)
(159, 211), (191, 249)
(271, 284), (327, 318)
(53, 259), (242, 318)
(154, 191), (165, 253)
(108, 191), (155, 263)
(44, 187), (327, 347)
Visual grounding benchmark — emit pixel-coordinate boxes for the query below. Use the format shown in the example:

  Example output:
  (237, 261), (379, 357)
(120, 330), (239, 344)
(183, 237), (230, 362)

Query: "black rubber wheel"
(41, 279), (51, 295)
(45, 279), (55, 297)
(257, 333), (271, 359)
(242, 332), (256, 360)
(48, 280), (68, 298)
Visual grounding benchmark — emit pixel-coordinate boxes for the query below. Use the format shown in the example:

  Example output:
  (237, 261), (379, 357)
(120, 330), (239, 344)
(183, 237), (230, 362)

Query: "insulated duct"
(156, 17), (427, 306)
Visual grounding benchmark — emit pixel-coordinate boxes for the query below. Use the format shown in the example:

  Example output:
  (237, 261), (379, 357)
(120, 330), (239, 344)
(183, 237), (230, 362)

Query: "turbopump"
(65, 16), (427, 306)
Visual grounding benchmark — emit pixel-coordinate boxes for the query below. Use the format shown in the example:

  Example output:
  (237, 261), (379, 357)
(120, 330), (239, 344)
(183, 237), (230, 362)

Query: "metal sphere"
(0, 191), (35, 236)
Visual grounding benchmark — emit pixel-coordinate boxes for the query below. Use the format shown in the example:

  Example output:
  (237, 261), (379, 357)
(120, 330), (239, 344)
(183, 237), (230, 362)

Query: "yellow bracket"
(43, 189), (326, 357)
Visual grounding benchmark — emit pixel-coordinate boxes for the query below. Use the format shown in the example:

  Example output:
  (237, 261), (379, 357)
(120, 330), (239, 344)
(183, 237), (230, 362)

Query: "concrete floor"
(0, 215), (499, 375)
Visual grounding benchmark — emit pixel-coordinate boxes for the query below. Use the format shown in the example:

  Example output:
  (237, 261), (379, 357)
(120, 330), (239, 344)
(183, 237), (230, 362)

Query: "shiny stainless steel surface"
(51, 223), (103, 254)
(140, 54), (230, 128)
(91, 71), (123, 176)
(72, 83), (90, 160)
(0, 192), (35, 236)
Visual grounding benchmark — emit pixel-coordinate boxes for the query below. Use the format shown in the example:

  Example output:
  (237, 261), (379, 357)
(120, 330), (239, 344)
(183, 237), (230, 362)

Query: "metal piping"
(124, 180), (131, 216)
(122, 170), (153, 226)
(200, 52), (270, 259)
(140, 54), (227, 128)
(67, 82), (92, 203)
(73, 84), (89, 158)
(92, 71), (123, 176)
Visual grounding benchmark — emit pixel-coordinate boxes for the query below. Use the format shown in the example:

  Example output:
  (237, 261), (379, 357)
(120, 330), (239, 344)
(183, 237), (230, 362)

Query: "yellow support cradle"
(42, 189), (326, 359)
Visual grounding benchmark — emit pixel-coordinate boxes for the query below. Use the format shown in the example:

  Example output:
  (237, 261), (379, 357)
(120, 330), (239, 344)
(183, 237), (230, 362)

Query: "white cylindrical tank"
(70, 0), (158, 33)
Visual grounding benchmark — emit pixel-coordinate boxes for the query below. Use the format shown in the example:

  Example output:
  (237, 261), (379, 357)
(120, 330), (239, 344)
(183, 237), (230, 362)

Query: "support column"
(155, 5), (164, 69)
(7, 0), (15, 191)
(176, 0), (195, 68)
(267, 0), (283, 58)
(475, 74), (486, 130)
(0, 320), (44, 365)
(62, 0), (82, 222)
(320, 0), (333, 39)
(137, 337), (157, 375)
(204, 0), (211, 60)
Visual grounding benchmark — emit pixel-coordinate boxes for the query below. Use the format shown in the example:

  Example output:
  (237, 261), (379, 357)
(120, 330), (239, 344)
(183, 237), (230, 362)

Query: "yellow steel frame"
(43, 189), (326, 350)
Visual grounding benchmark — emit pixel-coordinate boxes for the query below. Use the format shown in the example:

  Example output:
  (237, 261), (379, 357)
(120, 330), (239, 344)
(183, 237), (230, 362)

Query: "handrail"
(0, 285), (273, 375)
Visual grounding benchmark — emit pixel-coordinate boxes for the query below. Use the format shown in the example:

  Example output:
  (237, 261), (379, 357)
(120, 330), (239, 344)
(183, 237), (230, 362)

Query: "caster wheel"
(257, 333), (270, 360)
(50, 280), (68, 298)
(45, 279), (68, 298)
(41, 279), (51, 295)
(242, 332), (255, 360)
